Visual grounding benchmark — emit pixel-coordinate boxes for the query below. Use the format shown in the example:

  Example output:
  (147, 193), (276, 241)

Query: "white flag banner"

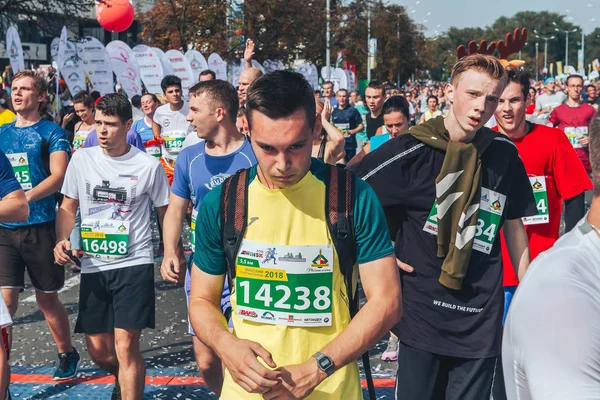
(185, 50), (208, 82)
(106, 40), (142, 98)
(296, 63), (318, 89)
(310, 64), (319, 90)
(57, 27), (68, 70)
(321, 67), (339, 91)
(61, 40), (86, 94)
(6, 26), (25, 73)
(78, 37), (114, 96)
(165, 49), (195, 98)
(51, 37), (59, 61)
(263, 60), (284, 73)
(207, 53), (227, 80)
(133, 45), (164, 94)
(249, 60), (265, 73)
(152, 47), (174, 77)
(230, 60), (243, 87)
(334, 68), (348, 90)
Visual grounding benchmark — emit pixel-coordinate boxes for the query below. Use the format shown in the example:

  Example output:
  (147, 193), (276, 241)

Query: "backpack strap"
(325, 165), (376, 400)
(221, 168), (250, 288)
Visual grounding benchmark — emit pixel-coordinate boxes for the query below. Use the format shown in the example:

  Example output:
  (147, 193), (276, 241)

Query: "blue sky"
(391, 0), (599, 36)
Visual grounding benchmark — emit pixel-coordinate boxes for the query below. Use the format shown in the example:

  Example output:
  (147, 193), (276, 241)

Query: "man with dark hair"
(321, 80), (338, 107)
(153, 75), (193, 184)
(161, 79), (256, 395)
(188, 70), (401, 399)
(586, 84), (599, 109)
(199, 69), (216, 82)
(549, 74), (597, 173)
(365, 80), (385, 139)
(332, 89), (363, 162)
(492, 68), (593, 400)
(54, 93), (170, 400)
(349, 55), (536, 400)
(502, 112), (600, 399)
(0, 70), (79, 381)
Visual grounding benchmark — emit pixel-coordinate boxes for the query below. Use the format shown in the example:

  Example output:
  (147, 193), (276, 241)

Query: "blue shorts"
(185, 254), (232, 335)
(503, 285), (517, 325)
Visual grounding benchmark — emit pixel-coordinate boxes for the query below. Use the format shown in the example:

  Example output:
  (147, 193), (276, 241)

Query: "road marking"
(22, 275), (80, 303)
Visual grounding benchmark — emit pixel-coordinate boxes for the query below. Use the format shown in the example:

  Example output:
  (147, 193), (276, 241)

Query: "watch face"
(319, 357), (332, 369)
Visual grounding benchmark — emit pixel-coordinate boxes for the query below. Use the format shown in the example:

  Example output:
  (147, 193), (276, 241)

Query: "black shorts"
(395, 341), (496, 400)
(0, 222), (64, 292)
(75, 264), (155, 334)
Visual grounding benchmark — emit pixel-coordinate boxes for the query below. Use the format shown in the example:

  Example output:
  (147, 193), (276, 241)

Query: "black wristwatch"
(313, 352), (335, 376)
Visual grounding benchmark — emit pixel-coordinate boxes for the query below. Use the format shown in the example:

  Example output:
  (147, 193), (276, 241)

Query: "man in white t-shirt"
(152, 75), (193, 185)
(54, 94), (170, 400)
(534, 77), (566, 123)
(502, 113), (600, 400)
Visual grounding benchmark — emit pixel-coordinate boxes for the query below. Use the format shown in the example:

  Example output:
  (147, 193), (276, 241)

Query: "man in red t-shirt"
(494, 70), (592, 316)
(491, 69), (593, 400)
(549, 74), (597, 172)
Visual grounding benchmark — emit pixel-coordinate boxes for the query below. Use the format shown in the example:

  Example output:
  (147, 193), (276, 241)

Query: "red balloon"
(97, 0), (134, 33)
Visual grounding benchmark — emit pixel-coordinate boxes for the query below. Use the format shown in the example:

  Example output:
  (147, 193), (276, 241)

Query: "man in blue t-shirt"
(160, 80), (256, 396)
(332, 89), (363, 162)
(0, 70), (80, 380)
(0, 148), (29, 398)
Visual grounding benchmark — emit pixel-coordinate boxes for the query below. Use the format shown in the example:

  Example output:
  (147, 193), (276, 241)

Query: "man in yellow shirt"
(0, 97), (15, 126)
(183, 71), (402, 399)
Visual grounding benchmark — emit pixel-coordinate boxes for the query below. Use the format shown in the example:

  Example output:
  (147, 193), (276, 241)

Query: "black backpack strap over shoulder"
(325, 165), (376, 400)
(220, 168), (250, 286)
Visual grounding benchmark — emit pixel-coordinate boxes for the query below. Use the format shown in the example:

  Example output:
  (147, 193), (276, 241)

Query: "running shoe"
(381, 336), (399, 362)
(53, 347), (80, 380)
(111, 379), (122, 400)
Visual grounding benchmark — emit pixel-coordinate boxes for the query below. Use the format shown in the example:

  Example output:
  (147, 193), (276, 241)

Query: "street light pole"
(326, 0), (331, 80)
(535, 42), (539, 81)
(565, 31), (569, 66)
(552, 23), (578, 67)
(533, 29), (555, 75)
(367, 3), (371, 82)
(397, 17), (400, 86)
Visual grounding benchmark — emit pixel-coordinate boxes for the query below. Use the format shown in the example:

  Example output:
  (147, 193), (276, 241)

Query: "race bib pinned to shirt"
(81, 219), (130, 260)
(163, 131), (187, 154)
(73, 131), (91, 150)
(190, 209), (198, 248)
(423, 188), (506, 255)
(522, 176), (549, 225)
(7, 152), (32, 190)
(334, 123), (350, 132)
(145, 145), (161, 157)
(235, 240), (333, 327)
(565, 127), (588, 148)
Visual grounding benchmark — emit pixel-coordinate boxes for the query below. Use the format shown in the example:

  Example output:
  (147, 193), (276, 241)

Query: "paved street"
(8, 257), (398, 399)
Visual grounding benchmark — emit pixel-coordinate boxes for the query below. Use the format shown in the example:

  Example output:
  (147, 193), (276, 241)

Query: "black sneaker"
(111, 379), (122, 400)
(52, 347), (80, 381)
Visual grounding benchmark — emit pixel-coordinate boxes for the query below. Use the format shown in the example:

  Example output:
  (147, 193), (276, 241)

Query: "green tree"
(137, 0), (229, 57)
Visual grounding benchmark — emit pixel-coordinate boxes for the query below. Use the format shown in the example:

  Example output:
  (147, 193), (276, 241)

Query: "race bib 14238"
(235, 240), (333, 327)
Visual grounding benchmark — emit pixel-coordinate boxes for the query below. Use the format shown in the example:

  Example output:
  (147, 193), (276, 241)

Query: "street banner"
(165, 49), (195, 98)
(185, 49), (208, 82)
(61, 40), (87, 95)
(6, 26), (25, 73)
(106, 40), (142, 98)
(207, 53), (227, 80)
(133, 45), (164, 94)
(152, 47), (174, 77)
(78, 36), (114, 96)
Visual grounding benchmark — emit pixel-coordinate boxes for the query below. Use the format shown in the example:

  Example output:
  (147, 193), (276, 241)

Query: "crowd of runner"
(0, 38), (598, 400)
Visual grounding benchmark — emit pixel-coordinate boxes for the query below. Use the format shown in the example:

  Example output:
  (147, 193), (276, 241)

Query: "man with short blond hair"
(350, 55), (536, 400)
(0, 70), (78, 381)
